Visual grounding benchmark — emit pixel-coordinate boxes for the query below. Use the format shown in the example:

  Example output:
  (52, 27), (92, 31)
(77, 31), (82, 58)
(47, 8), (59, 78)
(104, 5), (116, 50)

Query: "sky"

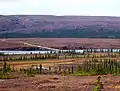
(0, 0), (119, 16)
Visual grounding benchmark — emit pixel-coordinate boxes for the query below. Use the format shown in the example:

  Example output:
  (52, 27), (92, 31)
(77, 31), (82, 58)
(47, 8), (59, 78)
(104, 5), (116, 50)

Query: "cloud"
(0, 0), (119, 16)
(0, 0), (20, 2)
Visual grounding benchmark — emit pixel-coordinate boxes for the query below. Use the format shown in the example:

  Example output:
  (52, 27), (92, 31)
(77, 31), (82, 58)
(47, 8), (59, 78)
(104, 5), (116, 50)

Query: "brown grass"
(0, 38), (120, 49)
(0, 59), (76, 69)
(0, 75), (120, 91)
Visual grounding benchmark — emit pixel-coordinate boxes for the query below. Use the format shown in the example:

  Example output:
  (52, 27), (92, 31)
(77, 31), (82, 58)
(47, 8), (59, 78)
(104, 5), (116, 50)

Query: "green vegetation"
(0, 54), (59, 61)
(0, 62), (43, 78)
(0, 53), (5, 56)
(0, 62), (18, 79)
(1, 52), (120, 79)
(19, 64), (43, 77)
(0, 29), (120, 38)
(93, 76), (103, 91)
(75, 59), (120, 75)
(0, 52), (119, 61)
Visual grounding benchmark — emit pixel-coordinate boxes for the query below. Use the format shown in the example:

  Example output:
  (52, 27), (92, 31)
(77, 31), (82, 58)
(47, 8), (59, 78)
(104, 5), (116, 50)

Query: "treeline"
(1, 59), (120, 79)
(1, 29), (120, 38)
(0, 47), (48, 51)
(0, 54), (60, 61)
(76, 59), (120, 75)
(0, 52), (120, 61)
(0, 53), (4, 56)
(20, 58), (120, 76)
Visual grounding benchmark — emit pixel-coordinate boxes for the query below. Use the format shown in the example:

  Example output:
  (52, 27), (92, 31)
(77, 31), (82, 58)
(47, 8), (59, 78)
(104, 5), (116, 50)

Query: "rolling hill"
(0, 15), (120, 38)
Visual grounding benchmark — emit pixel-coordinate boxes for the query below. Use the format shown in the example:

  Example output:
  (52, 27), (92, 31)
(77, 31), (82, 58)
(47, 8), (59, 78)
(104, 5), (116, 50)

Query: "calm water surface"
(0, 50), (84, 54)
(0, 49), (119, 55)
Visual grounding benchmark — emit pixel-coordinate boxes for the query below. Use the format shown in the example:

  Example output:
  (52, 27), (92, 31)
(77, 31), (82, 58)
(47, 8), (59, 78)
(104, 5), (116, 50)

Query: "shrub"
(93, 76), (103, 91)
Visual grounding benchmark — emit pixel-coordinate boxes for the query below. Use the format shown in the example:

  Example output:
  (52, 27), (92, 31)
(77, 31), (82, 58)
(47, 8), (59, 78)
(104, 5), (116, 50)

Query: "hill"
(0, 15), (120, 38)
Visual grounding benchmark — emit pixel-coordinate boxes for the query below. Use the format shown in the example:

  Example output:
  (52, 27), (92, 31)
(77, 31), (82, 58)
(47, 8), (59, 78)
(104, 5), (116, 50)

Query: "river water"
(0, 49), (120, 55)
(0, 50), (84, 55)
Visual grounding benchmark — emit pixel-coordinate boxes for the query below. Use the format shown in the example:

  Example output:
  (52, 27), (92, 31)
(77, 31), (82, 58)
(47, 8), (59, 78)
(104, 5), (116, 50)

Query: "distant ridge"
(0, 15), (120, 38)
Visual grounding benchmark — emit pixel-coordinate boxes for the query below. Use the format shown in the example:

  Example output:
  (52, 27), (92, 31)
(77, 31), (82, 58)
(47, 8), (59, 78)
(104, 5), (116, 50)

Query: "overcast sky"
(0, 0), (119, 16)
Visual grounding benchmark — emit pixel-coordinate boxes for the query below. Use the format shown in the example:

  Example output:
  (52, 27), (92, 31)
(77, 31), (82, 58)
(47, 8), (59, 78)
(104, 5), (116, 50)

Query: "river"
(0, 49), (120, 55)
(0, 50), (84, 55)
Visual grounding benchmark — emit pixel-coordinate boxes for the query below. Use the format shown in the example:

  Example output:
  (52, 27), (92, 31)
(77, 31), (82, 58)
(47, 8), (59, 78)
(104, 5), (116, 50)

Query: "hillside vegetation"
(0, 15), (120, 38)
